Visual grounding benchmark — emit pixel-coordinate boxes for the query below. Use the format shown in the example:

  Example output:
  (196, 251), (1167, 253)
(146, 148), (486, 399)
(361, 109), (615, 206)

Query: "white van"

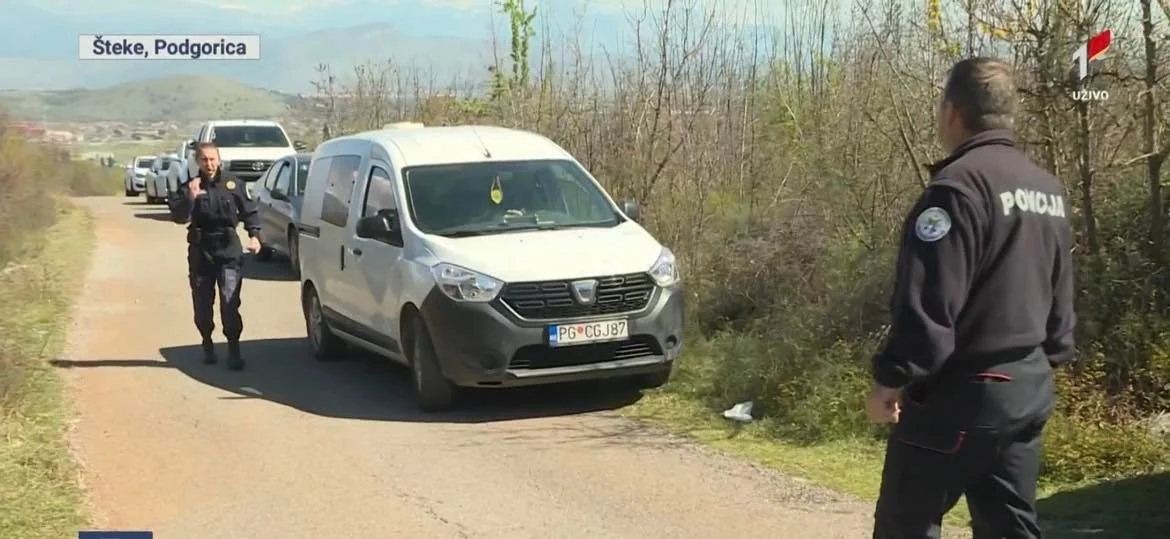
(297, 124), (684, 411)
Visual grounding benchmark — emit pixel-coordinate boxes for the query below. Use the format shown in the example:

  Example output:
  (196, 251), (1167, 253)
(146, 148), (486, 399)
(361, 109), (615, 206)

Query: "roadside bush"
(0, 115), (114, 408)
(1042, 369), (1170, 484)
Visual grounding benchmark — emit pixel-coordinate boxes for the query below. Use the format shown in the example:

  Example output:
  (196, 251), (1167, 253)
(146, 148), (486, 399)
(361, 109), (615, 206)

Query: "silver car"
(253, 153), (312, 276)
(144, 154), (181, 204)
(123, 155), (156, 196)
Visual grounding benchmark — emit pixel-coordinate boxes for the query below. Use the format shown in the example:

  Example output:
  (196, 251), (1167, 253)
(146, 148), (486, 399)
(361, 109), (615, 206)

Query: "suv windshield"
(210, 125), (289, 148)
(404, 159), (620, 237)
(135, 158), (153, 168)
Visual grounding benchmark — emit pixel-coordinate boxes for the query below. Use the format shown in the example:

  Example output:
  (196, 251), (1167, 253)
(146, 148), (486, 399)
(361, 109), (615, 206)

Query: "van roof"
(323, 125), (572, 168)
(204, 120), (283, 127)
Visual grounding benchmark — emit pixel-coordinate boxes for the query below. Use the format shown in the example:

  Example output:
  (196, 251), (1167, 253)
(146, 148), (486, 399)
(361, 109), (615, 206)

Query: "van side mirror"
(186, 141), (196, 150)
(270, 189), (288, 202)
(293, 140), (307, 151)
(621, 199), (640, 221)
(355, 209), (402, 244)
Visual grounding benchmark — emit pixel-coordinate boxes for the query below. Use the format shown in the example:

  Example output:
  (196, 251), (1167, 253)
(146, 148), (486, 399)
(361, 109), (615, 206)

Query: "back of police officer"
(171, 142), (263, 370)
(866, 58), (1076, 539)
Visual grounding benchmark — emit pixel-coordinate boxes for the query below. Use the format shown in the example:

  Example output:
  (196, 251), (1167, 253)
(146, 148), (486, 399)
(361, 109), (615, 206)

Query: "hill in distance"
(0, 76), (295, 122)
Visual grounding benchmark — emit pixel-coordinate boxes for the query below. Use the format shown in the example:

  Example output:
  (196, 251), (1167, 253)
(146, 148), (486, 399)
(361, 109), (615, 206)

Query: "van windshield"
(403, 159), (621, 236)
(210, 125), (289, 148)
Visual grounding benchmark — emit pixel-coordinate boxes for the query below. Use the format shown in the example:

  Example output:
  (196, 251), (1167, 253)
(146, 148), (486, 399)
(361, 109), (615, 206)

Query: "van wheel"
(304, 287), (346, 361)
(408, 318), (457, 412)
(124, 188), (134, 197)
(633, 365), (673, 390)
(287, 228), (300, 278)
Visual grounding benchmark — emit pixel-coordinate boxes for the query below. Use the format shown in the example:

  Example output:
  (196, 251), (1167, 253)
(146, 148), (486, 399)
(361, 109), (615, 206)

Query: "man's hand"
(866, 382), (902, 424)
(245, 236), (261, 254)
(187, 177), (203, 200)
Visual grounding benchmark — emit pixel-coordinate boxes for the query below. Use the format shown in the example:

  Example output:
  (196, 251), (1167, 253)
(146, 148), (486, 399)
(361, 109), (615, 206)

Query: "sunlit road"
(54, 196), (879, 538)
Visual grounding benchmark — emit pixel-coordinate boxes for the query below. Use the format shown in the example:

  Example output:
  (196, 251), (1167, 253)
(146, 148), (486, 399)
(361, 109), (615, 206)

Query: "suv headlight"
(431, 263), (503, 302)
(648, 247), (680, 287)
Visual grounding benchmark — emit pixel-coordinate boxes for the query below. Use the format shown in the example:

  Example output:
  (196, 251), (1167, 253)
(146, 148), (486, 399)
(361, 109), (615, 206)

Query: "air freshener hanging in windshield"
(489, 175), (503, 205)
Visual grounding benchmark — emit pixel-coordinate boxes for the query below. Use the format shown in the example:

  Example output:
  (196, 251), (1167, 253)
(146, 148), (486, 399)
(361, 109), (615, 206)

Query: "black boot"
(202, 337), (217, 364)
(227, 340), (245, 371)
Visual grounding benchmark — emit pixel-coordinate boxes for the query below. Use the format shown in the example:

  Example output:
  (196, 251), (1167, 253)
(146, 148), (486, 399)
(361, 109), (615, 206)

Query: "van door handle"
(350, 247), (362, 256)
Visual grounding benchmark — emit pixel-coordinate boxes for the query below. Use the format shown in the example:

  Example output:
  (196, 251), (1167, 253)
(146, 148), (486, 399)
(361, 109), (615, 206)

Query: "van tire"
(303, 286), (346, 361)
(633, 366), (673, 390)
(407, 318), (457, 412)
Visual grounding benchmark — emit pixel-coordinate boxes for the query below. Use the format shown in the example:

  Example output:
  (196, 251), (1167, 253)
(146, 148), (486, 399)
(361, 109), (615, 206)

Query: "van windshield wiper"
(530, 222), (617, 230)
(437, 229), (494, 237)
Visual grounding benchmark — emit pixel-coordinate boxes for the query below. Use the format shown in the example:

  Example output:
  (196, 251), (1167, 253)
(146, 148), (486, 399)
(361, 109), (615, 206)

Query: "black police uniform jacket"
(169, 171), (262, 264)
(872, 129), (1076, 390)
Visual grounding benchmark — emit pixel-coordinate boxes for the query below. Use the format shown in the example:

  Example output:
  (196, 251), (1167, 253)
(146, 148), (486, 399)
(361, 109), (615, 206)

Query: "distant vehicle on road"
(145, 154), (181, 204)
(296, 123), (683, 412)
(253, 152), (312, 276)
(124, 155), (156, 197)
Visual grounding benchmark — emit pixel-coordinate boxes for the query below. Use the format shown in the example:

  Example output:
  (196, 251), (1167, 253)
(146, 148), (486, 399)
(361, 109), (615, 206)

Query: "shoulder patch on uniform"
(225, 179), (236, 190)
(914, 206), (951, 242)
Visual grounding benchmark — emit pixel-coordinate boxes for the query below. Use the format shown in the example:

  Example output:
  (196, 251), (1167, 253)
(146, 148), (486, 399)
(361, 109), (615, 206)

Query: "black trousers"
(873, 348), (1056, 539)
(188, 245), (244, 341)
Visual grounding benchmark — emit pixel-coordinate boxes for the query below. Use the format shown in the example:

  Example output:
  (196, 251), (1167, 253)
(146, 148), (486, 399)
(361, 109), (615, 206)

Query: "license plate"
(547, 319), (628, 347)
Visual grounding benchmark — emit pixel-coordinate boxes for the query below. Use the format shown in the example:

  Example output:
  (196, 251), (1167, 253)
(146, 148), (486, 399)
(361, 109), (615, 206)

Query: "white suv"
(186, 120), (305, 194)
(297, 123), (684, 411)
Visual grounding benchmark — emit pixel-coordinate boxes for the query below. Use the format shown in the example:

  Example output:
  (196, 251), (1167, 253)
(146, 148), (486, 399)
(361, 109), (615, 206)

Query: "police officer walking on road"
(866, 57), (1076, 539)
(171, 141), (263, 370)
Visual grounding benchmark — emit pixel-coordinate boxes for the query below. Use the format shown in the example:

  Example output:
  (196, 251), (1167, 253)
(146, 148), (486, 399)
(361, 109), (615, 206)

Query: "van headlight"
(648, 247), (680, 287)
(431, 263), (503, 302)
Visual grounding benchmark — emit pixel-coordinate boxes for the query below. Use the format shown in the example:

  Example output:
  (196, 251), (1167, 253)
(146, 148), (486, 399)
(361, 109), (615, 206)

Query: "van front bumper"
(417, 281), (684, 388)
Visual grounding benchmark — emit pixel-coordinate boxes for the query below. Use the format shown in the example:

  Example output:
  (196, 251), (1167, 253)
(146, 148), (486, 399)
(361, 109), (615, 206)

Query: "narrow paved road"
(55, 196), (879, 538)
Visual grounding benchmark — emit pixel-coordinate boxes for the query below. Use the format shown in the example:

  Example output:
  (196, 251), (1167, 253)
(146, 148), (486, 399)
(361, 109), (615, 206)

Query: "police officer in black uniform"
(171, 141), (263, 370)
(866, 57), (1076, 538)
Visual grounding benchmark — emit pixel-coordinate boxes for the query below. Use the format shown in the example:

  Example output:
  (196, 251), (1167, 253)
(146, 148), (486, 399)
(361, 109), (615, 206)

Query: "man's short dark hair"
(195, 141), (219, 157)
(943, 57), (1016, 131)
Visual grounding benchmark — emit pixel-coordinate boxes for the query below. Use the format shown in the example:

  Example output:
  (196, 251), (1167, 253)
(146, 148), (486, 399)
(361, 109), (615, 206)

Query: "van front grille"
(498, 273), (655, 319)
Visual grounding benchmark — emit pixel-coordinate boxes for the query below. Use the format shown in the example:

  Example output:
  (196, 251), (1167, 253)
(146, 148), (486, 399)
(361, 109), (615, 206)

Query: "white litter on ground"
(722, 401), (754, 423)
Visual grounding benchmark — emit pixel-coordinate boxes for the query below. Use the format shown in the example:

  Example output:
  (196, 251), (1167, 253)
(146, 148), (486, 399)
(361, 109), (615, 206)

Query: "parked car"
(144, 154), (180, 204)
(165, 139), (194, 194)
(123, 155), (156, 196)
(296, 123), (683, 411)
(253, 152), (312, 276)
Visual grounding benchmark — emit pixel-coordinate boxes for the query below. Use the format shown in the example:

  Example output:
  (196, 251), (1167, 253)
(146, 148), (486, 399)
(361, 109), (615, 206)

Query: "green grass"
(624, 374), (1169, 538)
(0, 75), (295, 122)
(0, 203), (94, 538)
